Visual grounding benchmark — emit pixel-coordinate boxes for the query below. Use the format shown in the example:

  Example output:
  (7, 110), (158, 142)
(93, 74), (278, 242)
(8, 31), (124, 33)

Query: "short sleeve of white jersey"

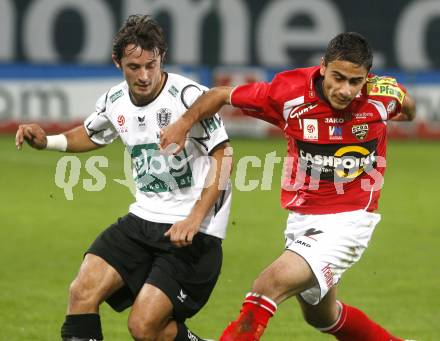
(84, 92), (119, 145)
(182, 84), (229, 154)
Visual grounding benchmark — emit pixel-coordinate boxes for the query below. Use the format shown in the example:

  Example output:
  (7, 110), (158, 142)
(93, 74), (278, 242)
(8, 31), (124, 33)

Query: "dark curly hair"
(112, 14), (168, 62)
(324, 32), (373, 70)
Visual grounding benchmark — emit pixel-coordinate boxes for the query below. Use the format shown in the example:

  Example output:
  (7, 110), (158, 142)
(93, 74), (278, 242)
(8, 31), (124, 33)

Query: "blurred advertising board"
(3, 0), (440, 70)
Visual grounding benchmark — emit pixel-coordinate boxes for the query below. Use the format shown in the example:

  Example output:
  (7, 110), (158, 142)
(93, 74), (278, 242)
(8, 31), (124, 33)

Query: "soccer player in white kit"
(16, 15), (231, 341)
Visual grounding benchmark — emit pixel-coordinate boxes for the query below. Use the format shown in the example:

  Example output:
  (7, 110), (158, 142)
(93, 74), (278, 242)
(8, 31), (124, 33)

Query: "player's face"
(320, 59), (368, 110)
(117, 44), (165, 106)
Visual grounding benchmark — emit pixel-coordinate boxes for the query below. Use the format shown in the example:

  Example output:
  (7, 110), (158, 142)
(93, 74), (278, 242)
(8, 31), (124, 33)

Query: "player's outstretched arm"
(390, 92), (416, 121)
(15, 123), (102, 152)
(160, 86), (233, 153)
(165, 141), (233, 247)
(63, 125), (103, 152)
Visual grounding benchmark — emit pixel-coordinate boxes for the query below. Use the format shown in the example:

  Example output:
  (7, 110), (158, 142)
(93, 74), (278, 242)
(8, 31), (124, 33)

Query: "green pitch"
(1, 135), (438, 340)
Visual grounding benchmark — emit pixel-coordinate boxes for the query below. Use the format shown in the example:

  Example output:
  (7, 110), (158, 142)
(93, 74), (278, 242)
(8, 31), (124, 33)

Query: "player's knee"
(156, 323), (176, 341)
(128, 315), (161, 341)
(68, 277), (98, 308)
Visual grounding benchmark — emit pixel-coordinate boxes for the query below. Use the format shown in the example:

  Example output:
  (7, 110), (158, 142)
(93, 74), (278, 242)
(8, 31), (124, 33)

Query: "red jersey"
(230, 66), (406, 214)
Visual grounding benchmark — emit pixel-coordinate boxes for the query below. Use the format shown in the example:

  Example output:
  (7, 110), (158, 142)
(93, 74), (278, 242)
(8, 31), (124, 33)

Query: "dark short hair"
(324, 32), (373, 70)
(112, 14), (168, 62)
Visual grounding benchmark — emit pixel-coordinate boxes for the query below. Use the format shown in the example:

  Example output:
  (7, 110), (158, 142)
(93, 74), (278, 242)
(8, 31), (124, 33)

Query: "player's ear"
(112, 54), (122, 69)
(319, 57), (326, 77)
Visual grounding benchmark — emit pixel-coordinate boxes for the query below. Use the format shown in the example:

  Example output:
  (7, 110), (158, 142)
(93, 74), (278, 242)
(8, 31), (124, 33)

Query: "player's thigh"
(128, 283), (174, 334)
(296, 286), (339, 328)
(252, 250), (317, 304)
(70, 253), (124, 302)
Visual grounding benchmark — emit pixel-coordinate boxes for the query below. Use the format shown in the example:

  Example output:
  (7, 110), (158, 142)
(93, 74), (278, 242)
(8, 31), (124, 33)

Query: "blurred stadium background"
(1, 0), (439, 340)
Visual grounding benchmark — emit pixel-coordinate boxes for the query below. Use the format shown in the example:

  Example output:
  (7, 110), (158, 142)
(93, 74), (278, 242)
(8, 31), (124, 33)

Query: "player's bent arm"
(63, 125), (103, 152)
(391, 92), (416, 121)
(15, 123), (102, 152)
(165, 141), (233, 247)
(160, 86), (233, 151)
(188, 141), (233, 224)
(180, 86), (234, 128)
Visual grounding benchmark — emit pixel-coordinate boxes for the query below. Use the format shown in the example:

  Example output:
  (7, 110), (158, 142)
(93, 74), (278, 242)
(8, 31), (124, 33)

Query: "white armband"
(46, 134), (68, 151)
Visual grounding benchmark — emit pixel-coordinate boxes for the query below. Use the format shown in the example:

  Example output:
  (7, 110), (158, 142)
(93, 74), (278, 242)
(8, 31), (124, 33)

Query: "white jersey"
(84, 72), (231, 239)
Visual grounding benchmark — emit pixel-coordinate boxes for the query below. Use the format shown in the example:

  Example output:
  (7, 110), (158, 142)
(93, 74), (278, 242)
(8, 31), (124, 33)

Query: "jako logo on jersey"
(352, 124), (369, 140)
(117, 114), (125, 126)
(177, 289), (187, 303)
(303, 119), (318, 140)
(295, 240), (311, 248)
(324, 117), (344, 124)
(156, 108), (172, 128)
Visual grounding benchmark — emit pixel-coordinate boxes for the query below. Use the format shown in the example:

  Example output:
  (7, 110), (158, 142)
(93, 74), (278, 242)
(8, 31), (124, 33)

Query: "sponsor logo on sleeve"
(386, 100), (397, 114)
(367, 83), (404, 104)
(168, 85), (179, 97)
(110, 90), (124, 103)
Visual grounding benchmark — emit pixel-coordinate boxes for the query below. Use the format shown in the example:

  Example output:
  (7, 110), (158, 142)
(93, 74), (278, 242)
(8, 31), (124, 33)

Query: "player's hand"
(15, 123), (47, 150)
(159, 119), (189, 154)
(164, 217), (201, 248)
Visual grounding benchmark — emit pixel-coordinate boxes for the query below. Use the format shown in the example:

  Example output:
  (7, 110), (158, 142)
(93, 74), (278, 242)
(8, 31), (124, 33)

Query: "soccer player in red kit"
(160, 32), (416, 341)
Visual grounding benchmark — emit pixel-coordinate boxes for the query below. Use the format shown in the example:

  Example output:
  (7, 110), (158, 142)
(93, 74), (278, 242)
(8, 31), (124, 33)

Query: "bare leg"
(128, 283), (174, 341)
(68, 253), (124, 313)
(220, 250), (317, 341)
(296, 286), (340, 329)
(252, 250), (317, 304)
(61, 253), (125, 340)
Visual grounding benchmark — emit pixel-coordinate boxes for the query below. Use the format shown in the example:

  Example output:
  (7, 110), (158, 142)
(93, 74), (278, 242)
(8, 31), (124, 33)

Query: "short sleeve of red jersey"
(230, 82), (284, 128)
(366, 75), (407, 120)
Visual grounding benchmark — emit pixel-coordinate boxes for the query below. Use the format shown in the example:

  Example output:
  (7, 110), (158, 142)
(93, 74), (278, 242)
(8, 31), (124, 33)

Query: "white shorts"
(285, 209), (381, 305)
